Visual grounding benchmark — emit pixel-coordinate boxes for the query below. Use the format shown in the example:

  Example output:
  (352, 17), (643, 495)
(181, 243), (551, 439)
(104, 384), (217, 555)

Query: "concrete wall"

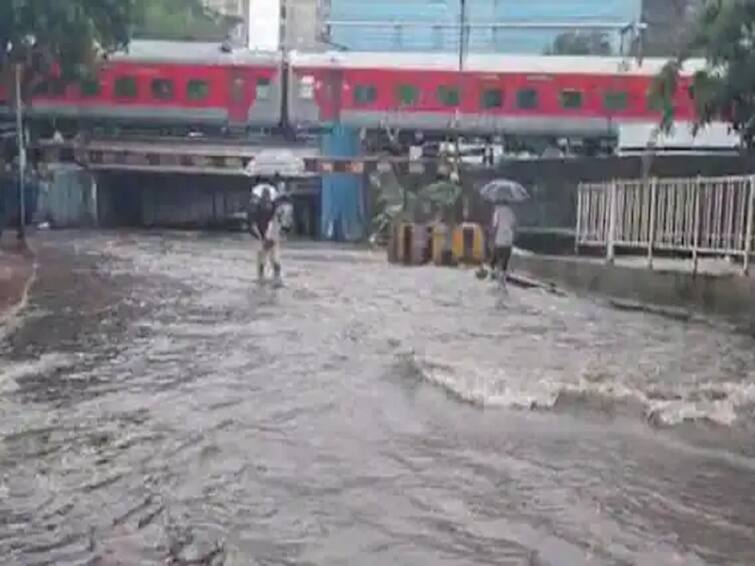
(96, 172), (321, 235)
(515, 254), (755, 328)
(1, 166), (95, 229)
(39, 167), (97, 228)
(97, 173), (255, 228)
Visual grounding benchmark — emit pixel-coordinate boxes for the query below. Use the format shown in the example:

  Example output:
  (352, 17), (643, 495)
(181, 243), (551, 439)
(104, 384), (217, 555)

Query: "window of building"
(397, 84), (419, 106)
(79, 78), (101, 98)
(114, 76), (138, 99)
(437, 85), (460, 106)
(560, 90), (583, 109)
(256, 77), (271, 100)
(604, 90), (629, 111)
(187, 80), (210, 101)
(516, 88), (538, 109)
(354, 84), (377, 105)
(151, 78), (174, 100)
(481, 88), (503, 109)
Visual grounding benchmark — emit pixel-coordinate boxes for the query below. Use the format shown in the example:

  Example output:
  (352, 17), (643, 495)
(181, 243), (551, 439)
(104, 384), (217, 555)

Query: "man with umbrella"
(490, 202), (517, 280)
(479, 179), (529, 282)
(247, 175), (292, 285)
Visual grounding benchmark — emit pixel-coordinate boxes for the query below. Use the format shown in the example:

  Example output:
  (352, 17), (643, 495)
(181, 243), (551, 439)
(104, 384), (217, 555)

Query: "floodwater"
(1, 231), (754, 565)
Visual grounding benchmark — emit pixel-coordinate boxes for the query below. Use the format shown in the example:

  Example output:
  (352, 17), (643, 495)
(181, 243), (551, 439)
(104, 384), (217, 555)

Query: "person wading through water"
(490, 202), (517, 284)
(247, 180), (290, 285)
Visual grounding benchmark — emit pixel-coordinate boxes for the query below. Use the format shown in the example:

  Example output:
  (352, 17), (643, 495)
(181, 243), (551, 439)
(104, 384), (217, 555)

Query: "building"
(229, 0), (322, 52)
(642, 0), (702, 56)
(282, 0), (322, 51)
(322, 0), (643, 54)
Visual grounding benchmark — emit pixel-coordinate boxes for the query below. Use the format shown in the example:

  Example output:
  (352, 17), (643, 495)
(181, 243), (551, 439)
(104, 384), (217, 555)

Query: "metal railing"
(576, 175), (755, 274)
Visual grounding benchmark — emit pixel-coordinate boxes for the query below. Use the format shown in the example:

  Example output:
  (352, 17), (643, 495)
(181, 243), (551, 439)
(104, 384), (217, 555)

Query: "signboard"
(245, 149), (306, 177)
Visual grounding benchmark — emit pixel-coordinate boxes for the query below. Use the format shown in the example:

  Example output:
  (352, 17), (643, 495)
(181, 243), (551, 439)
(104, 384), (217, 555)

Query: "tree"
(642, 0), (702, 56)
(0, 1), (141, 241)
(652, 0), (755, 147)
(0, 1), (238, 97)
(133, 0), (241, 42)
(1, 0), (140, 95)
(545, 31), (613, 56)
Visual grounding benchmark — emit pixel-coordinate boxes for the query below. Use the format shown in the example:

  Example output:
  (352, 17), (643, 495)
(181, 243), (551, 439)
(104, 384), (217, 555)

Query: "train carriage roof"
(288, 51), (707, 76)
(111, 40), (281, 66)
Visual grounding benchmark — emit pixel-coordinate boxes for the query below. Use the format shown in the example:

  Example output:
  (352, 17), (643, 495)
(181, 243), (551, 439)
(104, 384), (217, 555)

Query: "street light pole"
(15, 63), (26, 242)
(458, 0), (466, 73)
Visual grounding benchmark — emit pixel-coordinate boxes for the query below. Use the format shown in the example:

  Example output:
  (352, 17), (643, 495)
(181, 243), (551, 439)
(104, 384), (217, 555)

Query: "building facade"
(282, 0), (323, 51)
(323, 0), (643, 54)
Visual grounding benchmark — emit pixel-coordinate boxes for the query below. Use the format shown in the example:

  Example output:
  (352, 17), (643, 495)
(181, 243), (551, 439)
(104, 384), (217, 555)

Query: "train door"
(228, 69), (251, 126)
(320, 69), (343, 124)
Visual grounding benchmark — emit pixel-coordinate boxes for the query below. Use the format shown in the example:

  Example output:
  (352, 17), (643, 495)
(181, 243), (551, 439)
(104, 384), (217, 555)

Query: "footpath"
(513, 251), (755, 330)
(0, 234), (36, 324)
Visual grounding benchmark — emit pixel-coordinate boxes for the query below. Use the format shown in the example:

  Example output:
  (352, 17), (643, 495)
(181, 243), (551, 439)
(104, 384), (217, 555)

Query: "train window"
(397, 84), (419, 107)
(299, 75), (315, 99)
(604, 91), (628, 111)
(516, 88), (538, 109)
(231, 76), (245, 102)
(354, 85), (377, 105)
(34, 79), (66, 97)
(151, 79), (174, 101)
(114, 76), (138, 99)
(560, 90), (583, 109)
(256, 77), (271, 100)
(187, 80), (209, 101)
(80, 78), (101, 98)
(437, 85), (460, 107)
(481, 88), (503, 109)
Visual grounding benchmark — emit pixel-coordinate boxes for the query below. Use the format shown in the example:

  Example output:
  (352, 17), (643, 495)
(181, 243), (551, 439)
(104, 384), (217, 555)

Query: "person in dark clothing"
(247, 184), (284, 283)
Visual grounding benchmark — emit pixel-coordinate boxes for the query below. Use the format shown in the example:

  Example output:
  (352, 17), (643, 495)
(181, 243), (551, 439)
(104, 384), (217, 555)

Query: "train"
(0, 39), (717, 148)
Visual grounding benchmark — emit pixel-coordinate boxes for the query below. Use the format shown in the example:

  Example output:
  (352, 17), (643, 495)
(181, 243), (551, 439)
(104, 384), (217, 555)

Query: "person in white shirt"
(490, 203), (517, 279)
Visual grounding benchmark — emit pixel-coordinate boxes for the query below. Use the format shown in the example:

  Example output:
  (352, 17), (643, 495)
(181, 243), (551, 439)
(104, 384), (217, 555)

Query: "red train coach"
(1, 41), (283, 133)
(288, 51), (705, 137)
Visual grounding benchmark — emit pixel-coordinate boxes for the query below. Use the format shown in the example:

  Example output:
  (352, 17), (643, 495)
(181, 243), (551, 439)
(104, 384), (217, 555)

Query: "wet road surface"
(1, 231), (755, 565)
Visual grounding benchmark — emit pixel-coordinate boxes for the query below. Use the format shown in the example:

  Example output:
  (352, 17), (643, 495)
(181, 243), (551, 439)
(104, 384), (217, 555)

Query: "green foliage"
(418, 181), (461, 216)
(653, 0), (755, 146)
(0, 0), (238, 101)
(0, 0), (139, 81)
(545, 31), (614, 56)
(134, 0), (240, 42)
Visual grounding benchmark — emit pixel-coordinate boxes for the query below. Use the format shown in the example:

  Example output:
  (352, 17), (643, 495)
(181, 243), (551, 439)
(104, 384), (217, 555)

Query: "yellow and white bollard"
(451, 222), (486, 265)
(431, 222), (455, 266)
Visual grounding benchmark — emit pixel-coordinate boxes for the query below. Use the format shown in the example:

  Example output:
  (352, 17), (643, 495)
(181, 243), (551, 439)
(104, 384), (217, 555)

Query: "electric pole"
(454, 0), (467, 174)
(15, 64), (26, 242)
(458, 0), (467, 73)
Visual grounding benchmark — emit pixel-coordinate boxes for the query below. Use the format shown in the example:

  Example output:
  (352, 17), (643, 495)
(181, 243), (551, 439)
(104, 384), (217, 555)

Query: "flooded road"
(2, 231), (755, 565)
